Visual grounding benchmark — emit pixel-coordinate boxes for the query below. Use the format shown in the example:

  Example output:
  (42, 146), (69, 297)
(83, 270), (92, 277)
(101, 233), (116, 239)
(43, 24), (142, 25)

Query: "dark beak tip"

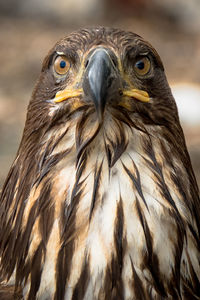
(83, 48), (117, 119)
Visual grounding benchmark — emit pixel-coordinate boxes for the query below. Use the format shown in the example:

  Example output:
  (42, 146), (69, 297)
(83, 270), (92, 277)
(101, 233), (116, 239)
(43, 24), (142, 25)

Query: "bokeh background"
(0, 0), (200, 188)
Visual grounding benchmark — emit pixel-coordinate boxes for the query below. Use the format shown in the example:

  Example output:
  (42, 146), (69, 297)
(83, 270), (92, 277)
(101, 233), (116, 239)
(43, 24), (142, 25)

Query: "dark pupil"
(136, 60), (144, 70)
(60, 60), (66, 68)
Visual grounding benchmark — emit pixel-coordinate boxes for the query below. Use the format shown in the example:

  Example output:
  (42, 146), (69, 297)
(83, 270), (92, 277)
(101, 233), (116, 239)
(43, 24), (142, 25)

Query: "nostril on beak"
(85, 59), (89, 68)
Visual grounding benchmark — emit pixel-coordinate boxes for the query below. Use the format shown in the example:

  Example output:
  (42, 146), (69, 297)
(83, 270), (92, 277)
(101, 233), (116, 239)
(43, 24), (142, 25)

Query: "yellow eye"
(54, 55), (70, 75)
(134, 57), (151, 76)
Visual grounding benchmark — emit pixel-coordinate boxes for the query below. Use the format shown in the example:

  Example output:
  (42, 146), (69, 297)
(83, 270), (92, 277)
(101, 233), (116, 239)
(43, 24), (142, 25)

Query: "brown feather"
(0, 26), (199, 299)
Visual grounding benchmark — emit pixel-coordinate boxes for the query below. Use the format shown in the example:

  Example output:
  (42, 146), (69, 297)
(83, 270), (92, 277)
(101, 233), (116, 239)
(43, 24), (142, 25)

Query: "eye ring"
(134, 56), (151, 76)
(54, 55), (70, 75)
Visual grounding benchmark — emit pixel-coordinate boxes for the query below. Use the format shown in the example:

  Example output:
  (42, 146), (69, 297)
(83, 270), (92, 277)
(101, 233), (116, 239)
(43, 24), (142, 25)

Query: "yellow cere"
(53, 87), (149, 105)
(123, 89), (150, 103)
(54, 88), (83, 103)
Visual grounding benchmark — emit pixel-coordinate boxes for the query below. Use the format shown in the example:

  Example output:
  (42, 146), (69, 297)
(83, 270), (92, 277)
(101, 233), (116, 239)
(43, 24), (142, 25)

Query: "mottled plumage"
(0, 27), (199, 299)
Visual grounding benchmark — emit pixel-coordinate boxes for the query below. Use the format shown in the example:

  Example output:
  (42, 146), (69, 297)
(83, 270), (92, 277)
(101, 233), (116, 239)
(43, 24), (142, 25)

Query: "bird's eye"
(54, 56), (70, 75)
(134, 57), (151, 76)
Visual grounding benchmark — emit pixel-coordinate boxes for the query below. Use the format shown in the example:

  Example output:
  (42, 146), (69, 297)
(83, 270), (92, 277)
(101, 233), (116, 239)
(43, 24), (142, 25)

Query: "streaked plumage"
(0, 27), (199, 299)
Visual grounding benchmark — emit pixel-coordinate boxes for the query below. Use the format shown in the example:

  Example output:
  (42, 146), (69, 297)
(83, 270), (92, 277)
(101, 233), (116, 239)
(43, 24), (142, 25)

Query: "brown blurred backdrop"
(0, 0), (200, 188)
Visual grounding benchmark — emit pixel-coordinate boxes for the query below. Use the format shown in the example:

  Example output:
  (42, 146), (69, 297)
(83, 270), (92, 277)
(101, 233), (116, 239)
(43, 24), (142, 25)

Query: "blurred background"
(0, 0), (200, 188)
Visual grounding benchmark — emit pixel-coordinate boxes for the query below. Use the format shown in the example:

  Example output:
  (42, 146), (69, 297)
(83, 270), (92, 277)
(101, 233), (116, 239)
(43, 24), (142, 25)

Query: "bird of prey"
(0, 27), (199, 300)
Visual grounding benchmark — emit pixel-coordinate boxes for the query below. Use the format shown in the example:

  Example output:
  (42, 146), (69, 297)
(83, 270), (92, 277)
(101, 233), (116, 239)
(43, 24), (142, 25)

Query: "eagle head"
(24, 27), (179, 169)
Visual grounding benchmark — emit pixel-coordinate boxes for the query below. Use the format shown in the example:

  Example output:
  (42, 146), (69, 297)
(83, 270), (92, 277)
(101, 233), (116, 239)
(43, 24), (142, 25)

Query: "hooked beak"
(82, 48), (118, 121)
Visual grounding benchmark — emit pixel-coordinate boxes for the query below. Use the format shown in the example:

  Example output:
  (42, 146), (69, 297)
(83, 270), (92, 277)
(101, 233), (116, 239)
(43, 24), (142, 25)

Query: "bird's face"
(25, 27), (179, 166)
(52, 46), (151, 119)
